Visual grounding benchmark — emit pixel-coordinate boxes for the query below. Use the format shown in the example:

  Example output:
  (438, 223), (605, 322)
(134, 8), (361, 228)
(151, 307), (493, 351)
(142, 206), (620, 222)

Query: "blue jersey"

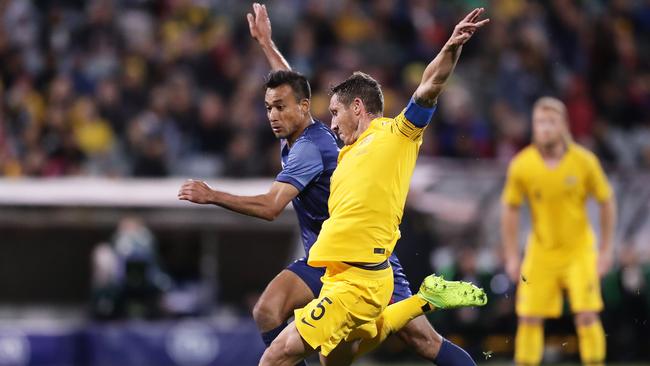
(276, 121), (338, 255)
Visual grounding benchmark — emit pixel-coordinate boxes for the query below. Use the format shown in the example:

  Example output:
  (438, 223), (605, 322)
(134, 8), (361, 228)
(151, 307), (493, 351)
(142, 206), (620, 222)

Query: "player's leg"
(369, 263), (480, 365)
(252, 259), (320, 346)
(260, 261), (388, 366)
(396, 315), (443, 360)
(353, 263), (431, 355)
(354, 274), (486, 360)
(515, 316), (544, 366)
(515, 256), (562, 366)
(567, 250), (605, 366)
(354, 295), (431, 356)
(296, 262), (394, 362)
(319, 339), (360, 366)
(259, 321), (316, 366)
(574, 312), (605, 366)
(397, 316), (478, 366)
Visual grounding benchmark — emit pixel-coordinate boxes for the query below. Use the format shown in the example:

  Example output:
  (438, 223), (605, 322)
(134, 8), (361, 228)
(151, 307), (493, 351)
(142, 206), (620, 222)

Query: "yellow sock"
(355, 296), (431, 357)
(515, 323), (543, 365)
(577, 321), (606, 365)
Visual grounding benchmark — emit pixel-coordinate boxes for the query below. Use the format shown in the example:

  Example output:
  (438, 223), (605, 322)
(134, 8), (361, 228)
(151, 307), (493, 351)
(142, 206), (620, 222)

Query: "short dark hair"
(330, 72), (384, 115)
(264, 70), (311, 101)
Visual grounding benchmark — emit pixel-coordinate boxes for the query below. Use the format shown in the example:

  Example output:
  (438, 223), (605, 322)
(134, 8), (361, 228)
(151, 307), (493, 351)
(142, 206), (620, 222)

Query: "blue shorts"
(286, 255), (413, 303)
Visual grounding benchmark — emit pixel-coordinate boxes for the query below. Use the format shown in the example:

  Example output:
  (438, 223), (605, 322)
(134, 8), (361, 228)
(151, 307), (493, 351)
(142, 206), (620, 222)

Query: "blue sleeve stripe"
(404, 97), (436, 127)
(276, 175), (305, 191)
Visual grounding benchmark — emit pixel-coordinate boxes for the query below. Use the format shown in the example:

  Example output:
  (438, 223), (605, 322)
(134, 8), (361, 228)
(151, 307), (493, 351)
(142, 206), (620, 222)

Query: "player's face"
(265, 84), (307, 139)
(532, 107), (565, 148)
(329, 94), (359, 145)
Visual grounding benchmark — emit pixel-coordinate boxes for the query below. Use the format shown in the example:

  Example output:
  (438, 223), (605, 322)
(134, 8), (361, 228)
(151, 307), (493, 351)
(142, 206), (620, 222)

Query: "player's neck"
(287, 117), (315, 147)
(537, 141), (567, 161)
(355, 113), (382, 139)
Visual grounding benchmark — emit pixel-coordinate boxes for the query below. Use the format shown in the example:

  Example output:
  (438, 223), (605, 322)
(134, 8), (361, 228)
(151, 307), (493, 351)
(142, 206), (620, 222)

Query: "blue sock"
(433, 338), (476, 366)
(261, 322), (308, 366)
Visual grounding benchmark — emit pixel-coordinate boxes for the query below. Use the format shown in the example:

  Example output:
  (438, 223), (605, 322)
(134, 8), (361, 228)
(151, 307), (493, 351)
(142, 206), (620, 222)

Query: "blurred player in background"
(501, 97), (617, 366)
(257, 7), (489, 366)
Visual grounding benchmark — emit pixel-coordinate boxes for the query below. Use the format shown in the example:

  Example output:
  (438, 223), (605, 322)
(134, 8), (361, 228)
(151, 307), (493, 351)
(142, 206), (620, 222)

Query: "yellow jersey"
(308, 111), (425, 266)
(502, 144), (612, 258)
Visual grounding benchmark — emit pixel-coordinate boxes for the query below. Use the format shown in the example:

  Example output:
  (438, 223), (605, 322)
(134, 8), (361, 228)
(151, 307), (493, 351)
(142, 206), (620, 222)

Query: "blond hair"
(532, 96), (573, 145)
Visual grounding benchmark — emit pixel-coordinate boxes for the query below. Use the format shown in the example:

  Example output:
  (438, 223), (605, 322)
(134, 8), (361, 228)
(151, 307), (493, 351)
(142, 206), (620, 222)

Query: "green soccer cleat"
(417, 274), (488, 309)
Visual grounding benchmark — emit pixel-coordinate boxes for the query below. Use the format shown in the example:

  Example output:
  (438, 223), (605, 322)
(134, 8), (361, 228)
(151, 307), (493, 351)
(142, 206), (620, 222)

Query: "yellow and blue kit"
(295, 98), (435, 356)
(308, 100), (434, 266)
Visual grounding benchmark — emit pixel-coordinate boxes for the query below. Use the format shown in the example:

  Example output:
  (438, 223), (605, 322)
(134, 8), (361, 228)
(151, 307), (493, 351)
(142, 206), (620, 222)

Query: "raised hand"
(247, 3), (272, 44)
(447, 8), (490, 48)
(412, 8), (490, 106)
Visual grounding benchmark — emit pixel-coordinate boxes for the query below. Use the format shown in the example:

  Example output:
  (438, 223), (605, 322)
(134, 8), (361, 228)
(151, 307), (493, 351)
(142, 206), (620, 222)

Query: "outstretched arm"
(178, 180), (299, 221)
(413, 8), (489, 107)
(247, 2), (292, 71)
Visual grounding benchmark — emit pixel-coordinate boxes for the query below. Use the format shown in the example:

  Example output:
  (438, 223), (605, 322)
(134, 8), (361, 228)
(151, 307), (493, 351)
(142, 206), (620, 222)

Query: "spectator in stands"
(1, 0), (648, 178)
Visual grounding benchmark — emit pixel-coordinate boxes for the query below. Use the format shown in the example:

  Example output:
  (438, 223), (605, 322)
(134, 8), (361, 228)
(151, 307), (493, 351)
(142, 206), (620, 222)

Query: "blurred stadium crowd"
(1, 0), (650, 178)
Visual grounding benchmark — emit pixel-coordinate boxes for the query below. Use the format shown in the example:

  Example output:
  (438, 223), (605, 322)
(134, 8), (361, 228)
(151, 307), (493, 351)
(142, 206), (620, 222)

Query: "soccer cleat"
(417, 274), (488, 309)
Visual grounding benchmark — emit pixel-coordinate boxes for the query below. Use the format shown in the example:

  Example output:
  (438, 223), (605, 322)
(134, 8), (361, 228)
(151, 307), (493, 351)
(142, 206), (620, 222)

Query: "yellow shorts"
(516, 249), (603, 318)
(294, 262), (393, 356)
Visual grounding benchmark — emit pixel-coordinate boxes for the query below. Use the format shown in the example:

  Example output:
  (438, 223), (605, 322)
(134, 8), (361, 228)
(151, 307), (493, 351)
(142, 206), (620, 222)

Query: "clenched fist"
(178, 179), (215, 204)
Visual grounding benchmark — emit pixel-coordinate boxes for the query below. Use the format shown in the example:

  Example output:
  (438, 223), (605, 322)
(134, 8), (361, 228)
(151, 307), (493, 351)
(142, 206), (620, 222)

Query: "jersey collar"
(337, 117), (383, 162)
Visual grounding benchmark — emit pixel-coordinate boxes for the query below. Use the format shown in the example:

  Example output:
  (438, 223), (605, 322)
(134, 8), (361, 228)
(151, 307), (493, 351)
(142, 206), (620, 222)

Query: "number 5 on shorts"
(311, 297), (332, 320)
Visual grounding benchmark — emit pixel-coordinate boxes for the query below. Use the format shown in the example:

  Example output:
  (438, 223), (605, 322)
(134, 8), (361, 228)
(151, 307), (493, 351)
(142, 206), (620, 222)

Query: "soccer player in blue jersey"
(178, 4), (483, 366)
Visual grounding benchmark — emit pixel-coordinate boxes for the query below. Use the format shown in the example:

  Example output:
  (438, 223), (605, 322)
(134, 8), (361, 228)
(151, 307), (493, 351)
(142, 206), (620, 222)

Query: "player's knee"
(519, 316), (543, 325)
(252, 299), (285, 330)
(574, 312), (599, 326)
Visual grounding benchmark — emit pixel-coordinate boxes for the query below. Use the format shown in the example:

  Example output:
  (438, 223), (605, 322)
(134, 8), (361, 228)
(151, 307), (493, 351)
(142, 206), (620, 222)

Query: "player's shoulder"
(509, 145), (537, 168)
(378, 116), (397, 125)
(300, 121), (337, 145)
(568, 143), (599, 165)
(376, 114), (423, 141)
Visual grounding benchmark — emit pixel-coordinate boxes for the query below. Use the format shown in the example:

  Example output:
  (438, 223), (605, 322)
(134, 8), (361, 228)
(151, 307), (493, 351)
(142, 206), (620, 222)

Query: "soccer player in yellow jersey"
(260, 8), (489, 366)
(501, 97), (617, 366)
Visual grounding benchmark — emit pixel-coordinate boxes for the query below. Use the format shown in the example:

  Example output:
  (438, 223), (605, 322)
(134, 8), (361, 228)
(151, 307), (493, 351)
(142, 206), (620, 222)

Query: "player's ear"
(353, 97), (362, 116)
(300, 98), (310, 114)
